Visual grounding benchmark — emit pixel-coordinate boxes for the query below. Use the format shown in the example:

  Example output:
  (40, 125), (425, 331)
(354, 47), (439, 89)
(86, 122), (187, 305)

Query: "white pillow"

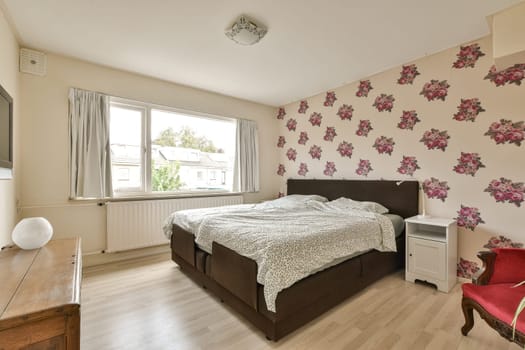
(259, 194), (328, 209)
(284, 194), (328, 203)
(330, 197), (389, 214)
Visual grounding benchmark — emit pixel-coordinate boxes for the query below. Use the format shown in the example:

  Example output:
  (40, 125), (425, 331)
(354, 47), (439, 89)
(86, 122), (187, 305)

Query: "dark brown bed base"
(170, 179), (419, 340)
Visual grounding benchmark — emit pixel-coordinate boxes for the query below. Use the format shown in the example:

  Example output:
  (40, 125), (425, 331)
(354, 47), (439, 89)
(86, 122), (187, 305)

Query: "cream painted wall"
(492, 2), (525, 68)
(19, 53), (279, 254)
(0, 7), (19, 248)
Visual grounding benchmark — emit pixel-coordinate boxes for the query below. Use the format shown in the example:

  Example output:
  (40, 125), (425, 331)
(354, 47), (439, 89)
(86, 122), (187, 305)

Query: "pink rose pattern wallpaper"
(373, 94), (395, 112)
(356, 120), (373, 137)
(309, 112), (322, 127)
(455, 205), (484, 230)
(277, 136), (286, 148)
(398, 110), (420, 130)
(324, 92), (337, 107)
(397, 156), (420, 176)
(485, 178), (524, 207)
(298, 132), (309, 145)
(356, 159), (373, 177)
(423, 177), (449, 202)
(452, 44), (485, 69)
(457, 258), (480, 279)
(420, 129), (449, 151)
(277, 164), (286, 176)
(484, 64), (525, 86)
(286, 118), (297, 131)
(453, 152), (485, 176)
(324, 161), (337, 176)
(324, 127), (337, 142)
(275, 38), (524, 277)
(453, 98), (485, 122)
(337, 141), (354, 158)
(276, 107), (286, 120)
(420, 80), (450, 101)
(298, 100), (309, 113)
(397, 64), (420, 85)
(485, 119), (524, 146)
(484, 236), (523, 249)
(309, 145), (322, 160)
(298, 162), (309, 176)
(373, 136), (395, 155)
(337, 104), (354, 121)
(286, 148), (297, 161)
(356, 80), (373, 97)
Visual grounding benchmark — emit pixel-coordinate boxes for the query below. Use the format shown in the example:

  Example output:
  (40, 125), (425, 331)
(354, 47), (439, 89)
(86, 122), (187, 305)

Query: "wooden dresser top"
(0, 238), (81, 324)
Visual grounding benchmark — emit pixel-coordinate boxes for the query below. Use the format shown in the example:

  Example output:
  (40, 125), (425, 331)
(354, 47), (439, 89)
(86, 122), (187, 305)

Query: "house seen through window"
(109, 98), (237, 195)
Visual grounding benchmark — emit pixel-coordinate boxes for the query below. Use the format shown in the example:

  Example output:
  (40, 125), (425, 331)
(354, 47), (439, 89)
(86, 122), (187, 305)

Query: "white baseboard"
(83, 244), (170, 267)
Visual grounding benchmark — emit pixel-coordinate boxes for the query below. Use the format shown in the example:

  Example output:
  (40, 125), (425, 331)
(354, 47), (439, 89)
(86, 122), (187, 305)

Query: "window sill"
(70, 191), (246, 204)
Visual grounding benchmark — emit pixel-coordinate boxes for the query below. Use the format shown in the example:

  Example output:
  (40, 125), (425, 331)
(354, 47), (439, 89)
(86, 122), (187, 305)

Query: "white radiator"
(106, 195), (243, 252)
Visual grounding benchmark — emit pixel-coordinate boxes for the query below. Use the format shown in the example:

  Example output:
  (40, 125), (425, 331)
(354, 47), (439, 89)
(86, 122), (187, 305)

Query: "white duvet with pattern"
(163, 200), (396, 312)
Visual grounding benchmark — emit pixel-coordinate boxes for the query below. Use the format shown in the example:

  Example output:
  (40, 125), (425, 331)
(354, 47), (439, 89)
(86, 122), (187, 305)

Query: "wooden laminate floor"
(81, 253), (519, 350)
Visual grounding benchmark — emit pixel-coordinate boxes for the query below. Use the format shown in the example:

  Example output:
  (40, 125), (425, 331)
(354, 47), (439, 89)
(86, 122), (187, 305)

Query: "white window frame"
(110, 100), (148, 195)
(109, 96), (237, 198)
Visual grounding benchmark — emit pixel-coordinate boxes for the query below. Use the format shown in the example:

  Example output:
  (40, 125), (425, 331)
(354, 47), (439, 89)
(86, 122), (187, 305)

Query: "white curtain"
(69, 88), (112, 198)
(236, 119), (260, 192)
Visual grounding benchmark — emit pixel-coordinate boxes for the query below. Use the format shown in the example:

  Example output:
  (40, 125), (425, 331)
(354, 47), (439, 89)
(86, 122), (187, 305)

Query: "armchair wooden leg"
(461, 297), (475, 336)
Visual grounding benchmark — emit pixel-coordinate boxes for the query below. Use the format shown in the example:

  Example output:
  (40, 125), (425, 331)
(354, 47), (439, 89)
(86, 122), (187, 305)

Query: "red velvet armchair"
(461, 248), (525, 347)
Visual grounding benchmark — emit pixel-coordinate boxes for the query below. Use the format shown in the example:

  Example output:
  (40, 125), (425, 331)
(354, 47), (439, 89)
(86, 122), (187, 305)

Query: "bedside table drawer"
(407, 236), (446, 281)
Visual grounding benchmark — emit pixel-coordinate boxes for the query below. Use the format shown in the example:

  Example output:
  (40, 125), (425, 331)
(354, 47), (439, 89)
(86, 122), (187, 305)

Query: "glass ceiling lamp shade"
(12, 217), (54, 250)
(225, 15), (267, 46)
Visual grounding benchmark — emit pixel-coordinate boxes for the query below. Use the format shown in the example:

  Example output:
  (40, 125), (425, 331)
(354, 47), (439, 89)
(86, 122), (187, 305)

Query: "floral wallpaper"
(275, 36), (524, 276)
(457, 234), (523, 278)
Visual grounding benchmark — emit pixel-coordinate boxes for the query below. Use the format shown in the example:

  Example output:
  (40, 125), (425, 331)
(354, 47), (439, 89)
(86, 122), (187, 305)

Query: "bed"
(166, 179), (419, 340)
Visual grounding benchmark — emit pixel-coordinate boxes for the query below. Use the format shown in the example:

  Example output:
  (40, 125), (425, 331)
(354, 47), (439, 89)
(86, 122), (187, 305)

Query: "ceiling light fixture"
(225, 15), (267, 46)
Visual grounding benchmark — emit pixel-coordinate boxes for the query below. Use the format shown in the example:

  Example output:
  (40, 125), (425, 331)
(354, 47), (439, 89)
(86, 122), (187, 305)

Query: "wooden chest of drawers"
(0, 238), (81, 350)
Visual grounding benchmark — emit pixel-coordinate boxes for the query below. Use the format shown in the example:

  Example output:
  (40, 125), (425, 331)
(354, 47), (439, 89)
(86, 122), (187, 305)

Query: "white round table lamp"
(12, 217), (53, 250)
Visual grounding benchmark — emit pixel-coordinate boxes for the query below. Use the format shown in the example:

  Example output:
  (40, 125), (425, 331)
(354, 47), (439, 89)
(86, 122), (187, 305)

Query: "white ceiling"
(3, 0), (523, 107)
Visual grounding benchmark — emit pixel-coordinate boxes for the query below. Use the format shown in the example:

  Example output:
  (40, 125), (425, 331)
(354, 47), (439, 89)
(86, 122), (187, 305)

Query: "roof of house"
(111, 144), (231, 169)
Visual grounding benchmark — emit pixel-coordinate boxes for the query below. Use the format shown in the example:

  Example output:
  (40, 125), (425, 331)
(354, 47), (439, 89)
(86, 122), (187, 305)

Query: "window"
(117, 168), (130, 181)
(109, 98), (237, 196)
(109, 104), (145, 192)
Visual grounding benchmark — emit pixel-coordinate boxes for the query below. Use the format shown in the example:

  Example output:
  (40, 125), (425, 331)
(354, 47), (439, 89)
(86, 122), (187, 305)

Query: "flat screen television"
(0, 83), (13, 171)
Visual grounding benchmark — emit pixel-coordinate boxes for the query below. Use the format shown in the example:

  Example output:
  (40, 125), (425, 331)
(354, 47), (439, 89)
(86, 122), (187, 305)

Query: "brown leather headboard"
(287, 179), (419, 218)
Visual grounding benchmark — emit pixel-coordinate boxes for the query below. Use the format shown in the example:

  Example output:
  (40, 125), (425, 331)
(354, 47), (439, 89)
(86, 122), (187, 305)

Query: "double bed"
(165, 179), (419, 340)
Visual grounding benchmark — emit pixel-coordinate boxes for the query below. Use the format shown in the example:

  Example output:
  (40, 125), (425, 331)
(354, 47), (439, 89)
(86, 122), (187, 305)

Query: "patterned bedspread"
(163, 199), (396, 312)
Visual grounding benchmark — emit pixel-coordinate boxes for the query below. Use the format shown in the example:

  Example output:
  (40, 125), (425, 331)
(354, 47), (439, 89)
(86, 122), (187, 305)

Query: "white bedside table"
(404, 215), (457, 292)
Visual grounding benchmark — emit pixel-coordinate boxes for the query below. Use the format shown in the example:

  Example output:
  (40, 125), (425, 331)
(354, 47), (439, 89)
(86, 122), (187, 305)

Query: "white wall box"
(405, 216), (458, 292)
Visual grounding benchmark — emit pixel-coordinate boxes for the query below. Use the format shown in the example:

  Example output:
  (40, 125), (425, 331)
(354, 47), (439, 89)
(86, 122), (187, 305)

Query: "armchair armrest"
(473, 248), (525, 285)
(472, 251), (496, 285)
